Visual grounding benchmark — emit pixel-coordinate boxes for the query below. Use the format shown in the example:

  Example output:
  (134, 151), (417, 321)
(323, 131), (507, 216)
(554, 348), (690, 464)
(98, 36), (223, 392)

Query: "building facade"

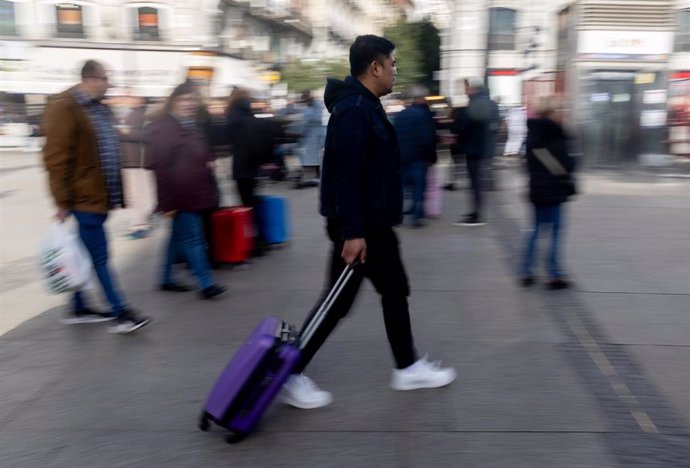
(0, 0), (260, 102)
(440, 0), (690, 164)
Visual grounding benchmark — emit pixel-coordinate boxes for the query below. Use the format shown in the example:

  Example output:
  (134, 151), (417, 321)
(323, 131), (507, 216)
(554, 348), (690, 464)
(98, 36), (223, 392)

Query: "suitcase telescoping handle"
(298, 262), (359, 351)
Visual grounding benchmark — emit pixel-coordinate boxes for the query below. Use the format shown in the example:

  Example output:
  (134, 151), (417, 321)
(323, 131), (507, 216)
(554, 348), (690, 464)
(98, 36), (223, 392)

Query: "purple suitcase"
(199, 264), (356, 443)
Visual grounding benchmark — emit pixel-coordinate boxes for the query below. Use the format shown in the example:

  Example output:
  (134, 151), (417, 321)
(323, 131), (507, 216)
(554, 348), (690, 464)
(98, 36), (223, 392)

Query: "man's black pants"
(466, 156), (482, 216)
(294, 220), (418, 373)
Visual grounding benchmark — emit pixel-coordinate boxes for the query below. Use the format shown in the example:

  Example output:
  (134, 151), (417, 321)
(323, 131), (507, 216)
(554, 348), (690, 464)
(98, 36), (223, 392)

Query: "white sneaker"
(391, 356), (457, 391)
(280, 374), (333, 409)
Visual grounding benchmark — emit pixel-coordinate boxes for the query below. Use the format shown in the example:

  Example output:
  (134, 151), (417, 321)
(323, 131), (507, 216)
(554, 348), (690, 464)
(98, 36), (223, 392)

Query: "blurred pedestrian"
(147, 82), (226, 300)
(42, 59), (151, 334)
(225, 87), (277, 256)
(520, 95), (576, 290)
(451, 78), (499, 226)
(280, 35), (456, 410)
(119, 94), (156, 240)
(394, 85), (437, 227)
(294, 90), (325, 189)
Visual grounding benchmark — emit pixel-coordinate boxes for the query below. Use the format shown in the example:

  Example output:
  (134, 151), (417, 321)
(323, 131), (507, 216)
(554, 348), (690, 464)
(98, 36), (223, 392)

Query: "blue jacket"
(320, 76), (403, 239)
(394, 103), (437, 165)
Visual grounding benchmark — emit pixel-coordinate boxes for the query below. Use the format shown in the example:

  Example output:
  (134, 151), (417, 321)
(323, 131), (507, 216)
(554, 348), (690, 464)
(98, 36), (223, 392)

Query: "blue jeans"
(72, 211), (126, 316)
(521, 204), (564, 279)
(403, 161), (428, 223)
(162, 212), (214, 290)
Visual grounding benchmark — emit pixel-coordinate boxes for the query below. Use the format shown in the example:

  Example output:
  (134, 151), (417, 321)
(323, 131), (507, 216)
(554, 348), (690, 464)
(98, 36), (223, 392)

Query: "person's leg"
(521, 204), (543, 279)
(160, 216), (179, 285)
(173, 212), (215, 290)
(363, 226), (456, 389)
(237, 178), (265, 248)
(236, 178), (254, 208)
(401, 164), (413, 215)
(294, 220), (364, 373)
(282, 219), (363, 409)
(412, 161), (427, 223)
(72, 211), (126, 316)
(548, 205), (563, 279)
(364, 227), (417, 369)
(466, 157), (481, 216)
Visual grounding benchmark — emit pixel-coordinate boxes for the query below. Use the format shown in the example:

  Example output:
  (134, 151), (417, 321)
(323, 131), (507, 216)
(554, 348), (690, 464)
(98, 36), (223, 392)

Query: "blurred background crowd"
(1, 0), (689, 167)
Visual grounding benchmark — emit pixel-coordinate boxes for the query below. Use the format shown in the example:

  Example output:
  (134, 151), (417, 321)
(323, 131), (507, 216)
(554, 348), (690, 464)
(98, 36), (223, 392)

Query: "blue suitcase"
(256, 195), (289, 244)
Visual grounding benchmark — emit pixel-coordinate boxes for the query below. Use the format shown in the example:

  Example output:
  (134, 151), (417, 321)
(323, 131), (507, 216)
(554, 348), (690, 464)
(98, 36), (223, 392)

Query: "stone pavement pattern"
(1, 152), (689, 467)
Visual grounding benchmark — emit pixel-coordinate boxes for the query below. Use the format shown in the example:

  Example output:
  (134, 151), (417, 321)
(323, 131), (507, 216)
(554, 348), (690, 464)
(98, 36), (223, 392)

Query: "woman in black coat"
(520, 96), (576, 289)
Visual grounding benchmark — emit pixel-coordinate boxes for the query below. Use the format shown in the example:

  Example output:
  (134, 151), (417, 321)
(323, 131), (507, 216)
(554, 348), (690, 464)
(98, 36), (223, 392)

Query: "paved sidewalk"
(1, 153), (689, 467)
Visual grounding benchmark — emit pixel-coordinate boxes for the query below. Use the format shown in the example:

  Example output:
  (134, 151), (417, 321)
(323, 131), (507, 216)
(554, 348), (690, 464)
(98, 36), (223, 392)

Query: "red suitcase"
(211, 207), (255, 264)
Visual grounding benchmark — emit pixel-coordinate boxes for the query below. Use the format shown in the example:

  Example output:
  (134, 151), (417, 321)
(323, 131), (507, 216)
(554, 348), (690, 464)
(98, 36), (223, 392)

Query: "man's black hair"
(81, 60), (104, 79)
(349, 35), (395, 78)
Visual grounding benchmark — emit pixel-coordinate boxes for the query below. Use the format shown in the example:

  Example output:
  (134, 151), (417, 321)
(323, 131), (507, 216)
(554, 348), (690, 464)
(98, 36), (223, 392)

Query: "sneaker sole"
(391, 373), (457, 391)
(108, 318), (152, 335)
(280, 394), (333, 410)
(61, 317), (115, 325)
(452, 222), (486, 227)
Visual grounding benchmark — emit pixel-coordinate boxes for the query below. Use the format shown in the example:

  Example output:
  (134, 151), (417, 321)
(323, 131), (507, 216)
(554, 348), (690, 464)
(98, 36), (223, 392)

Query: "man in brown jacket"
(43, 60), (151, 334)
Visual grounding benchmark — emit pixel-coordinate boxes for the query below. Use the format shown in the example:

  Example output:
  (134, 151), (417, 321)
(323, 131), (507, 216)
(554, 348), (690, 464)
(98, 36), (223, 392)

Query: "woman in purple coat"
(147, 82), (226, 300)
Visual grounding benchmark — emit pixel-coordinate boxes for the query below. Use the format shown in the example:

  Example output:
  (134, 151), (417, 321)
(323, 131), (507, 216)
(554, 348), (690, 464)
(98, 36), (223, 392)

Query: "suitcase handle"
(298, 261), (359, 350)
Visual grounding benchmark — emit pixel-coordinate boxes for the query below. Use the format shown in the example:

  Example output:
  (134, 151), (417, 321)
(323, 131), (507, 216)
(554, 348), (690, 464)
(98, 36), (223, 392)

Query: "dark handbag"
(533, 148), (576, 196)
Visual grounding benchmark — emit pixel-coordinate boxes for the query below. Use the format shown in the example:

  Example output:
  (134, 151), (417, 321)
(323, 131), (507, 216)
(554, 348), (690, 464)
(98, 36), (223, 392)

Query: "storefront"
(571, 30), (674, 167)
(2, 46), (257, 98)
(668, 71), (690, 157)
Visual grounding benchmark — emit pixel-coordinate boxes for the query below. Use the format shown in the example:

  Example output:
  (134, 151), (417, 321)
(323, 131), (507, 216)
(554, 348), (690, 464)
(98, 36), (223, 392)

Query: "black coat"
(226, 103), (278, 180)
(320, 76), (403, 240)
(451, 88), (499, 159)
(525, 118), (576, 206)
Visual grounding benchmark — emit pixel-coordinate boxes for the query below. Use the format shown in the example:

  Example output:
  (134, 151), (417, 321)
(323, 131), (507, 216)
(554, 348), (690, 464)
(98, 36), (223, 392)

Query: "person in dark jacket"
(279, 35), (456, 411)
(226, 88), (282, 255)
(147, 82), (226, 300)
(520, 95), (576, 290)
(119, 95), (156, 239)
(394, 85), (437, 227)
(451, 78), (499, 226)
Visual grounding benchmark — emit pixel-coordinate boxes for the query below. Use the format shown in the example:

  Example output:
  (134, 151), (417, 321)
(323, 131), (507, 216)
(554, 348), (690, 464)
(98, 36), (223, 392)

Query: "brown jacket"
(43, 88), (121, 214)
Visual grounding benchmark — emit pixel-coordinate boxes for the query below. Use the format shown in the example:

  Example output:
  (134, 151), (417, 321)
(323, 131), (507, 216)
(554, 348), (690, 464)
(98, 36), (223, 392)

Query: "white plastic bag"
(39, 223), (92, 294)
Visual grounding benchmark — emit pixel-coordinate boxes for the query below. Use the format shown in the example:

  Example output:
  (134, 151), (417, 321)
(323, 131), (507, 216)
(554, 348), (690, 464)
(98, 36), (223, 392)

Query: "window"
(489, 7), (517, 51)
(134, 7), (160, 40)
(56, 3), (84, 38)
(676, 9), (690, 52)
(0, 0), (17, 36)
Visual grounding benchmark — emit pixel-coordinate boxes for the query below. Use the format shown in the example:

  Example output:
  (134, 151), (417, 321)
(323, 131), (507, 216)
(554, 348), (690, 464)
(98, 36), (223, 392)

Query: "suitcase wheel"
(225, 430), (247, 444)
(198, 414), (211, 432)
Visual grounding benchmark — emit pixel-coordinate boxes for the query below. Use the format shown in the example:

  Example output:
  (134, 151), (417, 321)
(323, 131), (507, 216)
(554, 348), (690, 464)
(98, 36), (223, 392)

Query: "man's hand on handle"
(342, 238), (366, 265)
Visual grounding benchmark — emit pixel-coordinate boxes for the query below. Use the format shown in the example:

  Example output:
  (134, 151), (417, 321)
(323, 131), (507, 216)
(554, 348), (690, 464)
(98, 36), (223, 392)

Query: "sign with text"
(578, 31), (674, 61)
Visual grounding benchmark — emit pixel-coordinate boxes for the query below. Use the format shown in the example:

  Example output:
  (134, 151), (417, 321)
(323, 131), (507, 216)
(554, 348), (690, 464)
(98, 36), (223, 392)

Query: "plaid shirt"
(71, 87), (123, 208)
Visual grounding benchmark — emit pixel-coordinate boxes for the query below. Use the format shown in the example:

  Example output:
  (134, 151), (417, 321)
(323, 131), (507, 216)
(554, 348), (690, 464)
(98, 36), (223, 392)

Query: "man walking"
(280, 35), (456, 410)
(451, 78), (498, 226)
(43, 60), (151, 334)
(394, 85), (437, 227)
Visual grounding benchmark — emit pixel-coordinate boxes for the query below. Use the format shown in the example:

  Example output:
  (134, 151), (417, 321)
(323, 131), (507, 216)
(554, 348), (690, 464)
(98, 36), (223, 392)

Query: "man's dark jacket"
(394, 103), (437, 165)
(321, 76), (403, 239)
(525, 117), (576, 206)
